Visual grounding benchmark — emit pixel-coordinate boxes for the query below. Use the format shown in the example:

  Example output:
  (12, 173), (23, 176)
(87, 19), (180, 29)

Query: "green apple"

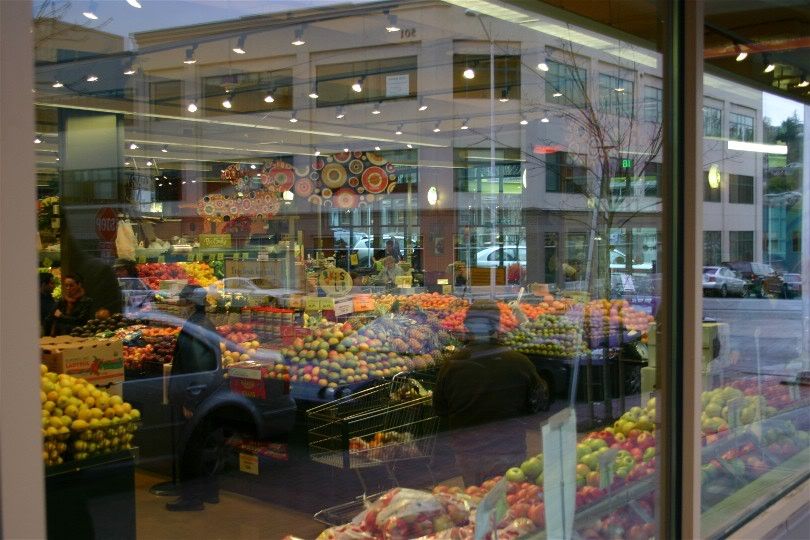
(642, 447), (656, 462)
(520, 457), (543, 479)
(535, 472), (544, 486)
(505, 467), (526, 483)
(576, 443), (591, 459)
(614, 465), (632, 479)
(581, 452), (599, 471)
(587, 438), (608, 452)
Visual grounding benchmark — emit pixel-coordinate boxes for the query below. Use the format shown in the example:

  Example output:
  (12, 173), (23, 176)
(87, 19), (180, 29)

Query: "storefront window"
(18, 0), (806, 538)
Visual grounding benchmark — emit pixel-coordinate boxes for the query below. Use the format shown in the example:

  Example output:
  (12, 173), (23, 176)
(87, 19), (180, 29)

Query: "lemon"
(71, 419), (89, 432)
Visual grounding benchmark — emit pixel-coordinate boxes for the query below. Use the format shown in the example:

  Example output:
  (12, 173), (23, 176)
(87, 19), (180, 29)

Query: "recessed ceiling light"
(537, 62), (549, 71)
(187, 101), (198, 113)
(460, 119), (469, 130)
(374, 146), (381, 151)
(385, 13), (400, 32)
(292, 28), (305, 46)
(34, 135), (42, 144)
(352, 78), (364, 93)
(233, 35), (246, 55)
(52, 81), (63, 88)
(735, 50), (748, 62)
(161, 145), (168, 153)
(520, 118), (528, 125)
(290, 111), (298, 123)
(129, 143), (138, 150)
(463, 67), (475, 79)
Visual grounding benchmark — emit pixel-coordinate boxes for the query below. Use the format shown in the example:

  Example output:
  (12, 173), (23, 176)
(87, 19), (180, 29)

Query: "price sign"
(239, 453), (259, 475)
(542, 409), (577, 540)
(598, 448), (618, 490)
(350, 253), (359, 266)
(319, 297), (335, 311)
(318, 267), (353, 297)
(241, 252), (249, 260)
(288, 295), (304, 309)
(474, 477), (508, 540)
(334, 298), (354, 316)
(353, 294), (375, 312)
(305, 296), (321, 311)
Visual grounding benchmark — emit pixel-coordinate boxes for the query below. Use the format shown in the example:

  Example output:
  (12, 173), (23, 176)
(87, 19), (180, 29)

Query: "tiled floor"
(134, 471), (325, 539)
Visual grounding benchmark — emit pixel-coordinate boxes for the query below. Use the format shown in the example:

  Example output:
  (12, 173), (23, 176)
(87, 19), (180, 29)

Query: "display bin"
(46, 449), (137, 540)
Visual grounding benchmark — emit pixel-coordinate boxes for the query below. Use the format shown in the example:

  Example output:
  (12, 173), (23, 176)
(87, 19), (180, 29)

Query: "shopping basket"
(307, 374), (438, 469)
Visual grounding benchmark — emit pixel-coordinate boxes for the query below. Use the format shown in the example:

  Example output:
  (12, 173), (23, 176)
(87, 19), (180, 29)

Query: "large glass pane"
(701, 2), (810, 536)
(32, 0), (670, 538)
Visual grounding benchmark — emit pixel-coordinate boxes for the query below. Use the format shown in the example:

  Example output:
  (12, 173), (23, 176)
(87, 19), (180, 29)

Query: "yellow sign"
(319, 297), (336, 311)
(239, 453), (259, 475)
(395, 275), (413, 288)
(305, 296), (321, 311)
(317, 267), (353, 297)
(350, 253), (360, 266)
(199, 234), (232, 249)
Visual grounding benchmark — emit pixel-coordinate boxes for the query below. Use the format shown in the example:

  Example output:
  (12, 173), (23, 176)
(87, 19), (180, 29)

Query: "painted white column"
(0, 0), (47, 537)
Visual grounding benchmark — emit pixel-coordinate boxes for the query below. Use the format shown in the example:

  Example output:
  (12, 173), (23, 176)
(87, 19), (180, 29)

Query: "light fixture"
(553, 91), (563, 97)
(395, 125), (403, 135)
(432, 122), (441, 133)
(146, 160), (153, 167)
(52, 81), (63, 88)
(343, 147), (349, 152)
(371, 102), (381, 115)
(34, 135), (42, 144)
(263, 89), (275, 103)
(335, 106), (345, 119)
(520, 118), (528, 125)
(385, 13), (400, 32)
(187, 101), (198, 113)
(86, 74), (99, 82)
(308, 86), (319, 99)
(352, 77), (364, 93)
(418, 98), (428, 111)
(222, 93), (233, 109)
(707, 164), (721, 189)
(250, 164), (257, 170)
(183, 46), (197, 65)
(55, 157), (60, 161)
(541, 115), (550, 123)
(129, 143), (138, 150)
(233, 35), (246, 55)
(735, 49), (748, 62)
(460, 119), (469, 130)
(463, 66), (475, 79)
(314, 148), (321, 156)
(124, 160), (131, 166)
(124, 63), (136, 75)
(182, 180), (187, 184)
(763, 56), (775, 73)
(374, 146), (381, 151)
(283, 190), (295, 201)
(289, 111), (298, 123)
(522, 168), (527, 189)
(126, 0), (142, 8)
(499, 88), (510, 102)
(614, 87), (625, 92)
(291, 28), (306, 46)
(158, 183), (163, 187)
(798, 75), (810, 88)
(427, 186), (438, 206)
(406, 144), (413, 149)
(161, 145), (168, 153)
(191, 180), (197, 183)
(82, 1), (98, 20)
(537, 62), (549, 72)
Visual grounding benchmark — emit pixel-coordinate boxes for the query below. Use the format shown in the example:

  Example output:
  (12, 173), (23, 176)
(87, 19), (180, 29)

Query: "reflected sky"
(34, 0), (372, 45)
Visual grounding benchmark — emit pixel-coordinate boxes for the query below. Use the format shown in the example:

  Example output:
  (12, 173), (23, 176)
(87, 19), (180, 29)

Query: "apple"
(588, 438), (608, 452)
(520, 457), (543, 479)
(576, 463), (591, 477)
(629, 448), (643, 461)
(576, 443), (591, 459)
(614, 465), (632, 479)
(505, 467), (526, 483)
(535, 472), (544, 486)
(581, 452), (599, 471)
(586, 471), (600, 487)
(636, 432), (653, 449)
(643, 447), (656, 462)
(614, 432), (627, 443)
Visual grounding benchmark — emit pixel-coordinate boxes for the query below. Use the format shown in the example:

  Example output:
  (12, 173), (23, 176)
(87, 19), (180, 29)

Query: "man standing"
(433, 300), (546, 486)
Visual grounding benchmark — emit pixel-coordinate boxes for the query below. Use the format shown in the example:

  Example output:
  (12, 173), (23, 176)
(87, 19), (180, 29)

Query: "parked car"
(214, 277), (296, 301)
(783, 273), (802, 298)
(721, 261), (787, 298)
(702, 266), (746, 297)
(118, 277), (155, 314)
(475, 245), (526, 267)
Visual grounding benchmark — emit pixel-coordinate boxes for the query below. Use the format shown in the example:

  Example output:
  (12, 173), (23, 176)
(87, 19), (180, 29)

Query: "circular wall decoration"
(361, 166), (389, 193)
(348, 159), (364, 175)
(334, 188), (360, 209)
(321, 163), (347, 189)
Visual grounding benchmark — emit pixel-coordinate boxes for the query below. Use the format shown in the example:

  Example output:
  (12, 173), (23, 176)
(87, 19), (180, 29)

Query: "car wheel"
(719, 285), (728, 298)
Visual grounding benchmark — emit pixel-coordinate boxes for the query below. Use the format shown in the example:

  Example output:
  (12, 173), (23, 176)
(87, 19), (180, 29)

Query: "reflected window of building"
(545, 59), (587, 107)
(729, 110), (755, 142)
(598, 73), (635, 117)
(703, 104), (722, 137)
(454, 148), (522, 193)
(202, 70), (293, 115)
(453, 53), (521, 100)
(728, 174), (754, 204)
(546, 151), (587, 194)
(316, 56), (417, 107)
(704, 231), (722, 265)
(729, 230), (754, 261)
(643, 86), (663, 123)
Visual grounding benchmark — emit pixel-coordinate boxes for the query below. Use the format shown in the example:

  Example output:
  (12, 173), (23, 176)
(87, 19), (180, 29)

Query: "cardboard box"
(227, 362), (288, 399)
(40, 337), (124, 389)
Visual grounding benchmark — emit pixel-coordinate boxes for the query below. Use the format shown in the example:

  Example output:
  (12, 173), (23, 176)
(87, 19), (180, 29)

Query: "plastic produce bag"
(116, 219), (137, 260)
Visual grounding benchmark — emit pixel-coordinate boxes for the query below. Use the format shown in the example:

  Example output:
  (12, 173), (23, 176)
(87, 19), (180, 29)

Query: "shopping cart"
(307, 373), (439, 525)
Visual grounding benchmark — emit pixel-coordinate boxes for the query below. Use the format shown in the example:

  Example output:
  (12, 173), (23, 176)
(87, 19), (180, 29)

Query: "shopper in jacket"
(39, 272), (56, 335)
(166, 285), (223, 512)
(433, 300), (545, 486)
(374, 256), (404, 288)
(46, 273), (94, 336)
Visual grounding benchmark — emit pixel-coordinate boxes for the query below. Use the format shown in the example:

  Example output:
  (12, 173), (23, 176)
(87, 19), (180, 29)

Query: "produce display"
(282, 316), (442, 388)
(518, 299), (573, 319)
(217, 322), (258, 344)
(69, 313), (129, 338)
(139, 326), (179, 364)
(136, 261), (218, 289)
(501, 314), (590, 358)
(566, 300), (655, 344)
(123, 343), (155, 371)
(178, 261), (218, 287)
(439, 301), (519, 335)
(348, 431), (423, 461)
(40, 364), (139, 465)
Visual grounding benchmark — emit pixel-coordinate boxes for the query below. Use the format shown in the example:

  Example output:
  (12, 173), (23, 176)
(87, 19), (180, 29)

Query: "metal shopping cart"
(307, 373), (439, 525)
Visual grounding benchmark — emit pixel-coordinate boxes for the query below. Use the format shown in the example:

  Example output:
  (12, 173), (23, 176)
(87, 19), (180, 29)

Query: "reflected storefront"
(0, 0), (808, 538)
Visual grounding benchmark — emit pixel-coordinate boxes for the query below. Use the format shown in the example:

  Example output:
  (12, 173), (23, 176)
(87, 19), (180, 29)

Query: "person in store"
(39, 272), (56, 335)
(453, 262), (467, 286)
(46, 273), (95, 336)
(166, 284), (223, 512)
(374, 256), (404, 288)
(113, 258), (138, 278)
(385, 239), (402, 262)
(433, 300), (545, 486)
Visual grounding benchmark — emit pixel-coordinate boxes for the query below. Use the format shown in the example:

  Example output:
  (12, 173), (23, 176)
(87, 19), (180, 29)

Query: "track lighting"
(233, 35), (246, 55)
(292, 28), (306, 46)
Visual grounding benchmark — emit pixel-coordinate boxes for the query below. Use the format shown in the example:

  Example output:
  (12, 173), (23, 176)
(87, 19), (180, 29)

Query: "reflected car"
(721, 261), (787, 298)
(475, 245), (526, 267)
(118, 277), (155, 314)
(783, 273), (802, 298)
(214, 277), (295, 301)
(702, 266), (746, 297)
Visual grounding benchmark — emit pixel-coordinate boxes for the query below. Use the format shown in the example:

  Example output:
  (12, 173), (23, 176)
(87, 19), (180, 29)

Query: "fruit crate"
(307, 376), (438, 469)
